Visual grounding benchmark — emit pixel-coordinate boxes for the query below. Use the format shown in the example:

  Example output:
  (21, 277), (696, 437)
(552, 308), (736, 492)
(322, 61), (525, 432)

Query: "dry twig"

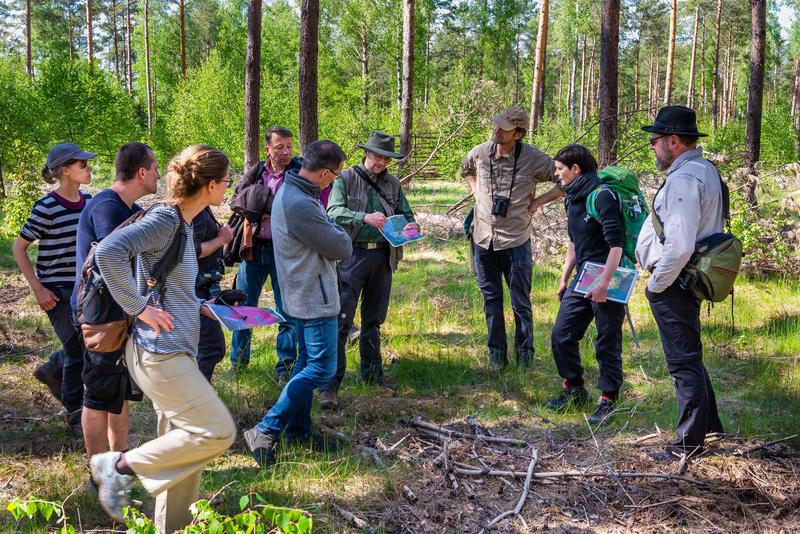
(479, 447), (539, 532)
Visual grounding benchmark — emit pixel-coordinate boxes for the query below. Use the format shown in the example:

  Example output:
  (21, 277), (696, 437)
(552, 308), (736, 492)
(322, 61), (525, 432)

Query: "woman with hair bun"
(13, 143), (96, 435)
(90, 145), (237, 532)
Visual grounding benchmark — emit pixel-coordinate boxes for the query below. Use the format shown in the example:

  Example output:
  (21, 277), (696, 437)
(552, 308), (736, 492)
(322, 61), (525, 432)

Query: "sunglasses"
(63, 159), (89, 169)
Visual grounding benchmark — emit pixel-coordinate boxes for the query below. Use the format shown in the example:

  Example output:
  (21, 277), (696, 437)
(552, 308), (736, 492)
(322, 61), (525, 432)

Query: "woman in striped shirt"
(13, 143), (96, 433)
(90, 145), (236, 533)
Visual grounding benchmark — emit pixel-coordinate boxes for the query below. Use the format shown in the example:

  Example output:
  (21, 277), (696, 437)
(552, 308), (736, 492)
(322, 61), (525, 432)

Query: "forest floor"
(1, 179), (800, 533)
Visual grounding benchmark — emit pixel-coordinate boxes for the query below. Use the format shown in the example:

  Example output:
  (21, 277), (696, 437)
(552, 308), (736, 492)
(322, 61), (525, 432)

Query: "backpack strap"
(353, 166), (396, 214)
(652, 160), (729, 243)
(146, 205), (186, 292)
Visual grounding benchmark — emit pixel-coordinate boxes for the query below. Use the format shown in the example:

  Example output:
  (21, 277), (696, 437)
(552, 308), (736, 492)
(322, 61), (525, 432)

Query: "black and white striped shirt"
(94, 205), (202, 357)
(19, 191), (91, 286)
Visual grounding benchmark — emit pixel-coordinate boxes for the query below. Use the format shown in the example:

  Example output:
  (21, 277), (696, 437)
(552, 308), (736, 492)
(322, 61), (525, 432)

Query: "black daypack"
(76, 205), (186, 352)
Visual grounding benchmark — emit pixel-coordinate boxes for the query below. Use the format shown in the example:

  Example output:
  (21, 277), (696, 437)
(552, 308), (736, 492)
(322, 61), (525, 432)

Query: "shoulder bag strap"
(353, 166), (395, 213)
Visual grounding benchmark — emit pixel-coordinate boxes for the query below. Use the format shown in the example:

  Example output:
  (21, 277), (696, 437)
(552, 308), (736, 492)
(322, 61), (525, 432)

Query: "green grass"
(405, 179), (470, 214)
(1, 217), (799, 531)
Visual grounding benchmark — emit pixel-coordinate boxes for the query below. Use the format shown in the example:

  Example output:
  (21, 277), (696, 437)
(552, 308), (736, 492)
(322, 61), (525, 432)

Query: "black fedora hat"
(642, 105), (707, 137)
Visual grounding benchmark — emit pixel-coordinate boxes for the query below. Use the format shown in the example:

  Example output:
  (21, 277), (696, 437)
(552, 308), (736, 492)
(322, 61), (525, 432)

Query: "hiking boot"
(244, 427), (278, 469)
(487, 350), (508, 369)
(546, 382), (591, 411)
(587, 397), (615, 424)
(515, 349), (535, 369)
(90, 452), (134, 522)
(33, 354), (63, 401)
(319, 390), (338, 410)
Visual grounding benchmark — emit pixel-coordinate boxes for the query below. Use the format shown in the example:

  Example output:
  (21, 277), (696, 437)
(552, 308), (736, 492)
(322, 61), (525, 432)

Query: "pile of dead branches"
(360, 417), (800, 533)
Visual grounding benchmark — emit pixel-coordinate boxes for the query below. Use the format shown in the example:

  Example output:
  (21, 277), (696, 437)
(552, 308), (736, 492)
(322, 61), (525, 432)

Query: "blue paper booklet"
(379, 215), (423, 247)
(574, 261), (639, 304)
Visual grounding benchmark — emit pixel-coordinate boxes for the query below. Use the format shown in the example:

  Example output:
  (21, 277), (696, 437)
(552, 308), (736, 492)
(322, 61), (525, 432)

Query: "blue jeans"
(230, 240), (296, 374)
(256, 316), (337, 441)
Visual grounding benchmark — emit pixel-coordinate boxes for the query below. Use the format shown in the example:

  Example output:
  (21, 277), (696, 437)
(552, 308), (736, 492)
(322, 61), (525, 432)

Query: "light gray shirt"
(635, 147), (724, 293)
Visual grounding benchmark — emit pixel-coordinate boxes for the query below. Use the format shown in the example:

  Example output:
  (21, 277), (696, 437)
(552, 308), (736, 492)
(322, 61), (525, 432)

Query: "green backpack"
(585, 166), (649, 268)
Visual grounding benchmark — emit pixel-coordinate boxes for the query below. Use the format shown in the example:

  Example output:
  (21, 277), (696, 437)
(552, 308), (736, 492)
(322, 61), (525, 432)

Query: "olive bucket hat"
(356, 131), (404, 159)
(641, 106), (708, 137)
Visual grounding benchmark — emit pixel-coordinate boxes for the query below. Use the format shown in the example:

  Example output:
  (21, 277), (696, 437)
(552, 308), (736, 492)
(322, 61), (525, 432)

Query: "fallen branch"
(734, 434), (798, 456)
(479, 447), (538, 532)
(449, 462), (708, 485)
(331, 503), (373, 532)
(411, 418), (527, 446)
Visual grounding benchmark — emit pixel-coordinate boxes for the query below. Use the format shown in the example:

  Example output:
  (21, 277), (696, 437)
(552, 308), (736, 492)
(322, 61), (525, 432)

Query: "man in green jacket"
(318, 132), (418, 408)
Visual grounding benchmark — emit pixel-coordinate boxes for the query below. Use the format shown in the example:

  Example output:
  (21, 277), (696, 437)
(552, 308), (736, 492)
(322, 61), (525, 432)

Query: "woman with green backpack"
(547, 144), (627, 424)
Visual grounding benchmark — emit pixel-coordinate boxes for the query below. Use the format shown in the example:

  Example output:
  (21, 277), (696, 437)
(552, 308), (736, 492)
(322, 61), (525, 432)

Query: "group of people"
(16, 103), (724, 532)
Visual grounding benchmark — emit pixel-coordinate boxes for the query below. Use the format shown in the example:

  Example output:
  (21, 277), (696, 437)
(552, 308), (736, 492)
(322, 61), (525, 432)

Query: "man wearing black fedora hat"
(636, 105), (725, 460)
(318, 131), (418, 408)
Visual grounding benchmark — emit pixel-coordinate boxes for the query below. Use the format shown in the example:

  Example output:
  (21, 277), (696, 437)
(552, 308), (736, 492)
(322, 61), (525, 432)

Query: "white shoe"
(90, 451), (134, 522)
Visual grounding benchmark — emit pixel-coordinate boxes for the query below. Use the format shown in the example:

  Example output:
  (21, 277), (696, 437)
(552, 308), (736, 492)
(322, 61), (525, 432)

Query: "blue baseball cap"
(46, 143), (97, 169)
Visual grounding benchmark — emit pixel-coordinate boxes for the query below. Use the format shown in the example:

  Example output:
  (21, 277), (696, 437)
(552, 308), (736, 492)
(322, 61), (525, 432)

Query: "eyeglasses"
(325, 168), (341, 178)
(649, 135), (665, 146)
(217, 179), (234, 189)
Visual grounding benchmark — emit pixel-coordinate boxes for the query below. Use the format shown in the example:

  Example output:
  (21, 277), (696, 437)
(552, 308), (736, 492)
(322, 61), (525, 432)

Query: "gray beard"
(655, 155), (671, 172)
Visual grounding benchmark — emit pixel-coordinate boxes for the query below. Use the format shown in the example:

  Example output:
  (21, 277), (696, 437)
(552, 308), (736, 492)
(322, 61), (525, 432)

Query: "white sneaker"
(90, 451), (134, 522)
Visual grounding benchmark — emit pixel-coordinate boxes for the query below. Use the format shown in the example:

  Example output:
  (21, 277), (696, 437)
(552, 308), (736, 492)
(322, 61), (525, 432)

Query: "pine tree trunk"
(711, 0), (723, 126)
(700, 16), (707, 112)
(299, 0), (320, 152)
(126, 1), (133, 94)
(112, 0), (120, 82)
(744, 0), (765, 196)
(686, 4), (699, 108)
(514, 37), (521, 105)
(585, 40), (595, 119)
(578, 36), (586, 125)
(25, 0), (33, 77)
(598, 0), (619, 167)
(723, 21), (733, 125)
(568, 40), (577, 124)
(400, 0), (415, 165)
(179, 0), (187, 80)
(647, 54), (654, 112)
(144, 0), (153, 132)
(663, 0), (677, 105)
(86, 0), (94, 67)
(529, 0), (549, 134)
(244, 0), (262, 171)
(360, 24), (369, 110)
(792, 54), (800, 159)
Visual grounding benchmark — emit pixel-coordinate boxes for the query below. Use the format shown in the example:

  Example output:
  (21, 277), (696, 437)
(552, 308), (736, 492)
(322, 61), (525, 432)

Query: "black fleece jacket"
(563, 171), (624, 269)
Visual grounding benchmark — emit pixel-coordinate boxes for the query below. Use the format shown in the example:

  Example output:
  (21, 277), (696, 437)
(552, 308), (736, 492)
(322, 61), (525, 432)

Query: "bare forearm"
(534, 185), (564, 206)
(199, 237), (224, 258)
(12, 239), (43, 290)
(599, 247), (623, 287)
(560, 242), (577, 283)
(465, 175), (477, 195)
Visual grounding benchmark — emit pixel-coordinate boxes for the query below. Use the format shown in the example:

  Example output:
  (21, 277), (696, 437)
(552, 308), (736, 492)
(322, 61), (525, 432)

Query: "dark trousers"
(197, 314), (226, 382)
(44, 284), (84, 421)
(474, 241), (533, 363)
(647, 281), (724, 447)
(551, 279), (625, 394)
(320, 247), (392, 392)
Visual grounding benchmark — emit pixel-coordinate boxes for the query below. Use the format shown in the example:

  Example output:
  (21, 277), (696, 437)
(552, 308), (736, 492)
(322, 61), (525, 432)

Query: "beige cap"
(492, 106), (530, 131)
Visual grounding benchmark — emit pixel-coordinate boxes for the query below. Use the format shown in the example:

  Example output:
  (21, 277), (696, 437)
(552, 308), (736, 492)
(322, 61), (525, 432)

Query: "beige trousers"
(124, 338), (236, 533)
